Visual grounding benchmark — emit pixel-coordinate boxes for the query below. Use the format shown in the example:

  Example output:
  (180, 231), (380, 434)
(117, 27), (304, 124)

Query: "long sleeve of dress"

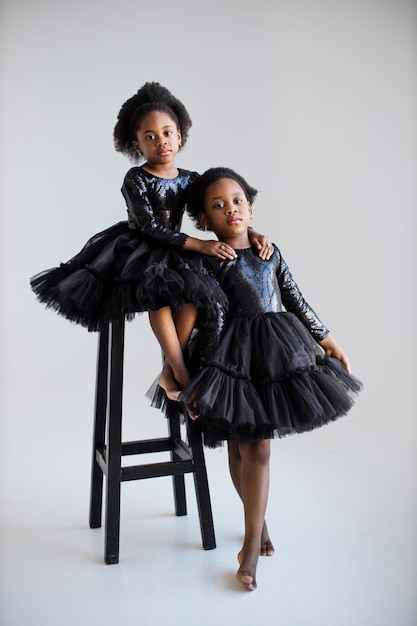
(121, 168), (190, 249)
(276, 248), (329, 342)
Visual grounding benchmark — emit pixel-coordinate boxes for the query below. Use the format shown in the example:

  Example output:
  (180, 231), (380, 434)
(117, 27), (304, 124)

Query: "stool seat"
(89, 319), (216, 564)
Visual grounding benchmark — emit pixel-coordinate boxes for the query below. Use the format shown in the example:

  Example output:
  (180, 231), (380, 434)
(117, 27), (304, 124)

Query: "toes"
(236, 570), (257, 591)
(261, 542), (275, 557)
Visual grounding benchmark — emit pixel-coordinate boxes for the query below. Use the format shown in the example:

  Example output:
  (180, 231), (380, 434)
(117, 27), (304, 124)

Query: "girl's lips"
(227, 217), (241, 224)
(157, 149), (170, 156)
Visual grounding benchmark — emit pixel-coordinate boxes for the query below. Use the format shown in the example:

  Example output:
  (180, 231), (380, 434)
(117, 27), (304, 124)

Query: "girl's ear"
(132, 140), (142, 154)
(178, 131), (182, 147)
(199, 212), (209, 231)
(249, 203), (254, 219)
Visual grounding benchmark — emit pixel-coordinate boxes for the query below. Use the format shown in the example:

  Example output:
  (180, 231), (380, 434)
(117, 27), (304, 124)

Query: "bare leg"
(228, 439), (271, 591)
(160, 303), (198, 399)
(149, 304), (198, 400)
(228, 441), (275, 557)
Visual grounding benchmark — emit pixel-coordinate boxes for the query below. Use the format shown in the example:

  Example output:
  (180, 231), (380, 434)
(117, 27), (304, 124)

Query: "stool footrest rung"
(95, 438), (194, 481)
(121, 437), (175, 456)
(121, 460), (194, 482)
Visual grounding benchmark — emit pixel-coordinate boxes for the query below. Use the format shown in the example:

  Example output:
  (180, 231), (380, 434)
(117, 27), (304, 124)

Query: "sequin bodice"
(121, 167), (198, 249)
(206, 245), (329, 342)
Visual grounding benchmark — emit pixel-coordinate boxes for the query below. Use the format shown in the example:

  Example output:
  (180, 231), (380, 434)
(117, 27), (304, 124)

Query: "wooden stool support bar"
(89, 319), (216, 564)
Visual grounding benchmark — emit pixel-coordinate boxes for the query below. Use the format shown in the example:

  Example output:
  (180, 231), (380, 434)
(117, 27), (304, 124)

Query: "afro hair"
(113, 82), (192, 163)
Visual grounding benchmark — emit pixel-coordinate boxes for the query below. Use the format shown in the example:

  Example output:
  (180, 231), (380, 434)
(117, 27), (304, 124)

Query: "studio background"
(1, 1), (416, 625)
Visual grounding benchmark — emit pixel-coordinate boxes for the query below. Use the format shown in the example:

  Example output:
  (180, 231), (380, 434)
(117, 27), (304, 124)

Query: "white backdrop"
(1, 1), (416, 624)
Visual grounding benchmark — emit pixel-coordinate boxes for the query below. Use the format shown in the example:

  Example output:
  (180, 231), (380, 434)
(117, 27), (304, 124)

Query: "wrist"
(184, 236), (206, 253)
(183, 236), (197, 251)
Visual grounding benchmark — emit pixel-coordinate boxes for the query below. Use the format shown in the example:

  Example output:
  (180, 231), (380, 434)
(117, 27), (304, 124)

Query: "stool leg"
(104, 319), (125, 564)
(188, 419), (216, 550)
(89, 325), (109, 529)
(167, 401), (187, 516)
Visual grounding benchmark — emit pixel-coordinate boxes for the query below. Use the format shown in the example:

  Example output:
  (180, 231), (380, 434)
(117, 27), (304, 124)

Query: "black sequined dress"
(30, 167), (226, 331)
(179, 245), (362, 448)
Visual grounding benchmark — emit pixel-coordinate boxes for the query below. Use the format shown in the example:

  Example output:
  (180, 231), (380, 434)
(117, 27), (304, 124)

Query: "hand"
(186, 406), (199, 420)
(196, 239), (237, 260)
(319, 334), (351, 373)
(248, 229), (273, 260)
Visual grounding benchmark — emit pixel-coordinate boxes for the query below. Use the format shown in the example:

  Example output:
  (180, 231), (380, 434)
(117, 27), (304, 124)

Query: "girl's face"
(132, 110), (181, 167)
(200, 178), (253, 242)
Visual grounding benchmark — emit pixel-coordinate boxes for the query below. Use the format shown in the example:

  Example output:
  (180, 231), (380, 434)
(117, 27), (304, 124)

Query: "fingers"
(342, 355), (352, 374)
(214, 241), (273, 260)
(186, 407), (199, 420)
(216, 242), (237, 259)
(335, 348), (351, 374)
(326, 347), (352, 375)
(258, 242), (273, 260)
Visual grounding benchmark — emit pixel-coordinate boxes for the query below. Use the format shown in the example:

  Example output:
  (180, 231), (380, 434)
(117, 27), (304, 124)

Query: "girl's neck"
(141, 162), (179, 179)
(219, 233), (251, 250)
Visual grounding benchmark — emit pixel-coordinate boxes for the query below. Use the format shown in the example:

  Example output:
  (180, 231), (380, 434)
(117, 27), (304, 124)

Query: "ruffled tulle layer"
(30, 221), (227, 331)
(178, 312), (362, 447)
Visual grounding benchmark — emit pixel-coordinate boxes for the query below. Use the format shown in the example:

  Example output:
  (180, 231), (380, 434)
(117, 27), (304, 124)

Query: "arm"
(276, 248), (352, 372)
(183, 236), (236, 259)
(277, 248), (330, 342)
(123, 169), (236, 259)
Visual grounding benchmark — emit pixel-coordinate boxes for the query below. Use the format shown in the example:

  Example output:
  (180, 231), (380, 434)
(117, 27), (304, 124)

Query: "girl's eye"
(145, 134), (155, 141)
(213, 202), (224, 209)
(164, 130), (173, 136)
(234, 198), (243, 204)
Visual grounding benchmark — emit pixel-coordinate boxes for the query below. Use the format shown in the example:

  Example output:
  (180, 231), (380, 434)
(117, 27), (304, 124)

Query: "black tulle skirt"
(30, 221), (227, 331)
(178, 311), (362, 448)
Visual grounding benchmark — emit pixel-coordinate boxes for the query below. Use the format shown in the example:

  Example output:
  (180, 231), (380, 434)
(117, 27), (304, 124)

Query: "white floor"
(1, 380), (416, 626)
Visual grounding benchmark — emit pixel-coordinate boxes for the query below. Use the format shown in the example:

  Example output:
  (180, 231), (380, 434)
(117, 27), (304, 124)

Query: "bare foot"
(158, 367), (182, 402)
(260, 522), (275, 556)
(159, 359), (192, 402)
(236, 549), (258, 591)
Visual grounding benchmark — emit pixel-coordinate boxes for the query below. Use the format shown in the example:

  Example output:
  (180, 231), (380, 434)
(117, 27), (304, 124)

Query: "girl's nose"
(226, 206), (237, 214)
(157, 136), (167, 146)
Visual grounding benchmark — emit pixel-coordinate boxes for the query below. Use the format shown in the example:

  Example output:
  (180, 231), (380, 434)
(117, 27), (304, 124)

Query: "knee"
(255, 440), (271, 464)
(241, 439), (271, 465)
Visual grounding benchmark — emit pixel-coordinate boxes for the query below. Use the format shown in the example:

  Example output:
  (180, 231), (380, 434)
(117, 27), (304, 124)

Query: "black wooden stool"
(89, 319), (216, 564)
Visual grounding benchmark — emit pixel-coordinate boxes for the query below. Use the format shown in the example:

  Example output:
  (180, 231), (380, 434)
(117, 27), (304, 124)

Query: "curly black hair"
(186, 167), (258, 230)
(113, 82), (192, 163)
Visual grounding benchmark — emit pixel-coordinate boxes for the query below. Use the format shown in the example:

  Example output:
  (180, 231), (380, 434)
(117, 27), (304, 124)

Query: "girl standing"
(30, 83), (270, 398)
(181, 167), (362, 591)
